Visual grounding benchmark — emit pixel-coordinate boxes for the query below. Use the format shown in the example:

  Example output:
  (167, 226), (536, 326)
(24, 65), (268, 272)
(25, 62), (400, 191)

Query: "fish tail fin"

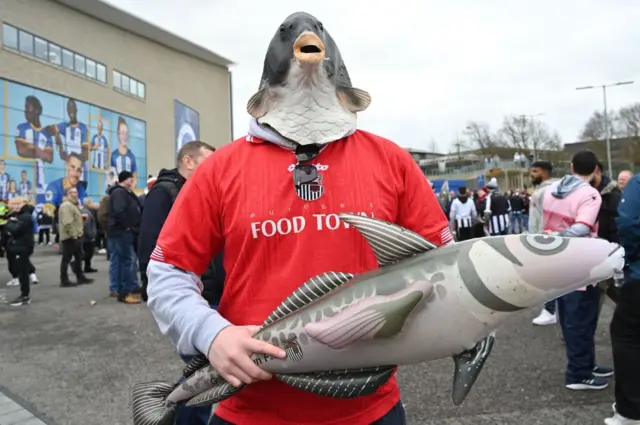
(132, 381), (178, 425)
(184, 381), (246, 407)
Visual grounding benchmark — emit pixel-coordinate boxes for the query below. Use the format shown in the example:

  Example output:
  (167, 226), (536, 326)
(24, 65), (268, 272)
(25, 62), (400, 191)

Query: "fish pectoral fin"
(337, 85), (372, 112)
(338, 213), (438, 267)
(247, 88), (268, 118)
(451, 332), (496, 406)
(276, 365), (396, 398)
(305, 280), (433, 349)
(184, 382), (245, 407)
(132, 381), (178, 425)
(182, 354), (209, 379)
(262, 271), (355, 327)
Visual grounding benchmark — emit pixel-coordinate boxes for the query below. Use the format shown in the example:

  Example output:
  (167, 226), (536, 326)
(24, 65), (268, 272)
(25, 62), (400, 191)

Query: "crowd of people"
(440, 152), (639, 424)
(2, 141), (639, 424)
(0, 140), (221, 309)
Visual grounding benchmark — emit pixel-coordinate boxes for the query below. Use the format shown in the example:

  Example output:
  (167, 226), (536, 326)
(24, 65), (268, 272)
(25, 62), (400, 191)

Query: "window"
(113, 70), (122, 89)
(74, 53), (85, 74)
(113, 69), (146, 100)
(18, 30), (33, 55)
(62, 49), (74, 70)
(121, 74), (130, 93)
(3, 23), (106, 83)
(97, 63), (106, 83)
(137, 82), (146, 99)
(85, 58), (96, 79)
(2, 24), (18, 50)
(34, 37), (48, 60)
(129, 79), (138, 96)
(48, 43), (61, 65)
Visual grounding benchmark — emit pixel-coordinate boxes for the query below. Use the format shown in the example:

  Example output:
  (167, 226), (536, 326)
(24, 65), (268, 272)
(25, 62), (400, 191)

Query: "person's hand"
(208, 325), (286, 388)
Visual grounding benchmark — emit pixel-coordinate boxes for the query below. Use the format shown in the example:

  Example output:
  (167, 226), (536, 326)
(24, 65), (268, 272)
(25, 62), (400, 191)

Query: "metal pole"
(602, 85), (613, 178)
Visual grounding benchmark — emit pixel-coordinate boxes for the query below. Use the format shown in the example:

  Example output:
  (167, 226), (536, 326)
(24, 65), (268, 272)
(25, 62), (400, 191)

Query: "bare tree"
(427, 138), (439, 153)
(578, 110), (621, 141)
(463, 121), (498, 153)
(497, 115), (557, 158)
(618, 103), (640, 137)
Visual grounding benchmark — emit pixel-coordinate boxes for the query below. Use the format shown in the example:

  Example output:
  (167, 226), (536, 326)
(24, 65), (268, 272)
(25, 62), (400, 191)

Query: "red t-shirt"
(156, 130), (451, 425)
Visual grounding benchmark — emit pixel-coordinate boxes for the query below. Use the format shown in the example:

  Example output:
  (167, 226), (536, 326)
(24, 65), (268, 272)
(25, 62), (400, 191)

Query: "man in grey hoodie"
(542, 150), (613, 392)
(528, 161), (559, 326)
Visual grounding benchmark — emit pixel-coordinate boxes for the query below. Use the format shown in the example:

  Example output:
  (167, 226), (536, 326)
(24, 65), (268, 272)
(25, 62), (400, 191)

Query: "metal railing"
(423, 159), (531, 177)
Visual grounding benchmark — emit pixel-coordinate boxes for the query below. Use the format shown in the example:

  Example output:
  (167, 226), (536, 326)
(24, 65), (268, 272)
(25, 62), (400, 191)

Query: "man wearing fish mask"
(147, 12), (452, 425)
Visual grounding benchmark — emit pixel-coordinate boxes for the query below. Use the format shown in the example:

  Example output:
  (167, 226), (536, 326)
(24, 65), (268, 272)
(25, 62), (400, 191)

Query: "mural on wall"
(174, 100), (200, 153)
(0, 79), (147, 211)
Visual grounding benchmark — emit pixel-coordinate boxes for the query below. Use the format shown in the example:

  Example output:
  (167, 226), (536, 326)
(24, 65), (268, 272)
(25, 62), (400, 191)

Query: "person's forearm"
(557, 223), (590, 237)
(147, 260), (232, 356)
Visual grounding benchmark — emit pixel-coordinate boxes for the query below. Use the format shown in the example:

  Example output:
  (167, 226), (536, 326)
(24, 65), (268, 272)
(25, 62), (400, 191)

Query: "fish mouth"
(293, 31), (325, 64)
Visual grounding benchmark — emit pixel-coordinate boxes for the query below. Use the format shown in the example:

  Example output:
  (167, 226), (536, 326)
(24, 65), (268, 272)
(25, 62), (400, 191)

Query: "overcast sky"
(107, 0), (640, 152)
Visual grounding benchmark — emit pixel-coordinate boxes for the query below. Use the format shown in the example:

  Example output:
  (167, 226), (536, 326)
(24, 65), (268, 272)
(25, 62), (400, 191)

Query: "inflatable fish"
(132, 213), (625, 425)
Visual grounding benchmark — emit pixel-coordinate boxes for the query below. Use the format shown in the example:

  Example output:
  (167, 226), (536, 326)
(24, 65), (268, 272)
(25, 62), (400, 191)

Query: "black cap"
(118, 171), (133, 183)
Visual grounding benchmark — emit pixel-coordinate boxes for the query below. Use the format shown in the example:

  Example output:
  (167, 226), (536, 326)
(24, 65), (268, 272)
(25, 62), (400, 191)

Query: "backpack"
(97, 195), (110, 232)
(616, 174), (640, 262)
(146, 179), (180, 206)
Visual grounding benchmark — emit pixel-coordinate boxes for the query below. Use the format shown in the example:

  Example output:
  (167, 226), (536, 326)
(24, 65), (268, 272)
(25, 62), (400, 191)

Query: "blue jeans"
(208, 401), (406, 424)
(544, 299), (556, 315)
(107, 231), (139, 294)
(510, 211), (524, 233)
(557, 286), (601, 383)
(521, 214), (529, 232)
(176, 304), (219, 425)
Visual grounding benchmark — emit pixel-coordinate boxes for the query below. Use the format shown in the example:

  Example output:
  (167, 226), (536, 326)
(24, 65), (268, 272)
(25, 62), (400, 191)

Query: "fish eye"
(521, 234), (569, 255)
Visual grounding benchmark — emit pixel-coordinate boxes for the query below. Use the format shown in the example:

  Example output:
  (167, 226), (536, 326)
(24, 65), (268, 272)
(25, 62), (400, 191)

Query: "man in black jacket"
(593, 161), (622, 308)
(6, 197), (35, 306)
(107, 171), (142, 304)
(137, 140), (218, 425)
(593, 162), (621, 243)
(138, 141), (220, 302)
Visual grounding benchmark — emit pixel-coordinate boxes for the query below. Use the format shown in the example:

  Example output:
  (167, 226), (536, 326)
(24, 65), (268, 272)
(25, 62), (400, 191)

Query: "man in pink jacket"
(542, 150), (614, 391)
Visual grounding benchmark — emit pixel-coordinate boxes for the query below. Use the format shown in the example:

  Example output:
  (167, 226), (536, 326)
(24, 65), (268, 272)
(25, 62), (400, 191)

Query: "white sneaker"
(605, 403), (640, 424)
(532, 309), (557, 326)
(6, 278), (18, 287)
(29, 273), (39, 284)
(98, 248), (106, 254)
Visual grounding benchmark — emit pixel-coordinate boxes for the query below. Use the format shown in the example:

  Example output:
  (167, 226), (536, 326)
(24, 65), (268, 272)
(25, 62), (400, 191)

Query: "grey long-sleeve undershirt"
(147, 260), (231, 356)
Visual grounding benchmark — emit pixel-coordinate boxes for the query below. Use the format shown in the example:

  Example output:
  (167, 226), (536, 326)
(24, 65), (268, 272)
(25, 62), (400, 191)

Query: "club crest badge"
(294, 164), (325, 202)
(283, 336), (304, 362)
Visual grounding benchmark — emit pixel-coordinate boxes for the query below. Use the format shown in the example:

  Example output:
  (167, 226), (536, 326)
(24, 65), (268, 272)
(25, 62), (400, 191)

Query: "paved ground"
(0, 247), (618, 425)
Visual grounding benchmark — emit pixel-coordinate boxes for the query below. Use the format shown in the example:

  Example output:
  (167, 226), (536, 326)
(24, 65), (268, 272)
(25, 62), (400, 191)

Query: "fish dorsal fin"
(339, 213), (437, 267)
(262, 271), (355, 328)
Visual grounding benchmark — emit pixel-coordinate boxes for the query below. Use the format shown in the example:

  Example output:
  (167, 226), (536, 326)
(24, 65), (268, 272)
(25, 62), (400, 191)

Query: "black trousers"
(456, 226), (474, 241)
(8, 252), (35, 278)
(209, 401), (406, 425)
(83, 240), (94, 269)
(610, 278), (640, 420)
(60, 238), (84, 279)
(38, 228), (50, 244)
(7, 251), (33, 297)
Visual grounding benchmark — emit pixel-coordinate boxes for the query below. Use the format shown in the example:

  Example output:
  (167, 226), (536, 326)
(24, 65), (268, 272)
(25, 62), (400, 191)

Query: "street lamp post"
(576, 81), (634, 178)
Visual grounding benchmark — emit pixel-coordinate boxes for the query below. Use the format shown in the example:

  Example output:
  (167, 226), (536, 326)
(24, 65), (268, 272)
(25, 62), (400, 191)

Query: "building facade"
(0, 0), (233, 208)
